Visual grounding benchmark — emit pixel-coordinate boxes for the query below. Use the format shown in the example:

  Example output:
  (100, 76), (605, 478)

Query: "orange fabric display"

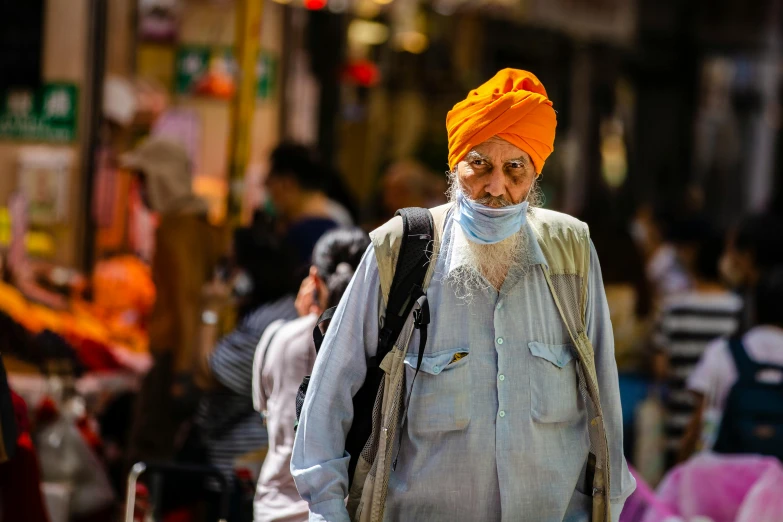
(446, 68), (557, 174)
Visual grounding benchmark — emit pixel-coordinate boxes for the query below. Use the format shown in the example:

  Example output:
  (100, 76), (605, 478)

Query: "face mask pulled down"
(454, 191), (529, 245)
(448, 190), (531, 296)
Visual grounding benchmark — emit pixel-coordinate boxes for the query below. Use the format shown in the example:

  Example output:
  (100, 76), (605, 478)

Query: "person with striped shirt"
(195, 226), (299, 517)
(653, 225), (742, 468)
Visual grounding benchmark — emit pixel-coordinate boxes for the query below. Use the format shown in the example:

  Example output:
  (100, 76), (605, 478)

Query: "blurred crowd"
(0, 137), (448, 522)
(2, 134), (783, 522)
(627, 203), (783, 459)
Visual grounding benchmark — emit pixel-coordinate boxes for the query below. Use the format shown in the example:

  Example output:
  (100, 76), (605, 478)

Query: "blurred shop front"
(3, 0), (781, 284)
(0, 0), (292, 432)
(0, 2), (291, 517)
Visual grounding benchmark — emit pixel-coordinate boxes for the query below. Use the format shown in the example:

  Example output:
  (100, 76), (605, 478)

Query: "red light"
(343, 60), (380, 87)
(305, 0), (326, 9)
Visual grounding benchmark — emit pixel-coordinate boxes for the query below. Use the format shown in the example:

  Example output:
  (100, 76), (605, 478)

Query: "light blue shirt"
(291, 212), (636, 522)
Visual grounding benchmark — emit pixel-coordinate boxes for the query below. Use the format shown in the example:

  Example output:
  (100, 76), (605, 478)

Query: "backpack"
(714, 337), (783, 460)
(294, 207), (435, 484)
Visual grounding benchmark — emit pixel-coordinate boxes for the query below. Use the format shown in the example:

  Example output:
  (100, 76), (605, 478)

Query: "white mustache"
(475, 195), (513, 208)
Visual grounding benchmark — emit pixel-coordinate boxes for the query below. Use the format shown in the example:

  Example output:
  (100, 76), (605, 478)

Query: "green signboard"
(0, 82), (78, 142)
(174, 45), (214, 94)
(174, 46), (277, 100)
(256, 52), (277, 100)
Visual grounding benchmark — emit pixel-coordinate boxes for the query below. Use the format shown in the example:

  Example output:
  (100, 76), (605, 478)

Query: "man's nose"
(485, 166), (505, 197)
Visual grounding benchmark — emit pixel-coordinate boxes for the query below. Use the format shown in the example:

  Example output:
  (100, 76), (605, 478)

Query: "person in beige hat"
(124, 137), (227, 465)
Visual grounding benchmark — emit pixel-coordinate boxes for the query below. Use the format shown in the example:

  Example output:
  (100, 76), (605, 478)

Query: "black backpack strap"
(728, 336), (759, 383)
(728, 334), (783, 377)
(313, 307), (338, 354)
(372, 207), (434, 367)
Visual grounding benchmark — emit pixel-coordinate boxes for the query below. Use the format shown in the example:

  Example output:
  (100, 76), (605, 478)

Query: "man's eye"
(472, 159), (486, 167)
(507, 162), (524, 170)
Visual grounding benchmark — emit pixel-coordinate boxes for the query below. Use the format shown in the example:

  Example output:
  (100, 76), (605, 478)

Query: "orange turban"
(446, 69), (557, 174)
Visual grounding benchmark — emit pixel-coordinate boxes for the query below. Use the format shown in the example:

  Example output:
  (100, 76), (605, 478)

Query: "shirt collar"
(445, 211), (549, 276)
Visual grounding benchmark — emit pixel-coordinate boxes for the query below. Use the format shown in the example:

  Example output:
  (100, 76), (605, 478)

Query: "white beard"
(447, 226), (528, 297)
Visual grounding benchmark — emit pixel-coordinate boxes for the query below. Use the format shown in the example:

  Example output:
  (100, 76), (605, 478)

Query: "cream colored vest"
(350, 203), (611, 522)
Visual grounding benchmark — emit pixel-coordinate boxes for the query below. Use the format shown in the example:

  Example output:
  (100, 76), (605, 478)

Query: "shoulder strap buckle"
(413, 294), (429, 329)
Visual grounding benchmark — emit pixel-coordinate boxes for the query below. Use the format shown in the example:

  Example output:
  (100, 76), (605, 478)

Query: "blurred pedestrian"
(291, 69), (635, 521)
(681, 268), (783, 461)
(630, 205), (691, 302)
(264, 144), (341, 266)
(720, 212), (783, 330)
(194, 226), (299, 518)
(374, 159), (446, 225)
(252, 228), (369, 522)
(124, 137), (226, 465)
(322, 164), (358, 227)
(653, 223), (742, 468)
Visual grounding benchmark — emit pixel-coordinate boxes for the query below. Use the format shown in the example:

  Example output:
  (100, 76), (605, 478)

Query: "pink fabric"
(638, 453), (783, 522)
(735, 462), (783, 522)
(619, 467), (675, 522)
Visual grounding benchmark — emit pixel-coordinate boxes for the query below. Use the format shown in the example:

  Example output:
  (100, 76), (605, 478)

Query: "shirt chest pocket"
(528, 342), (582, 424)
(404, 349), (471, 434)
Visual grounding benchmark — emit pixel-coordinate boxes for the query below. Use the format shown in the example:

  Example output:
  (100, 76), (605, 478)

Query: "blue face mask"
(454, 191), (529, 245)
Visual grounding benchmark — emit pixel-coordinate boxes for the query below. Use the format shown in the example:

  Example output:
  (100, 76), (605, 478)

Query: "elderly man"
(291, 69), (635, 522)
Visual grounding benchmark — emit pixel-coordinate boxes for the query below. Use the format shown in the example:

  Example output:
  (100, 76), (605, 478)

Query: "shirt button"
(498, 374), (505, 381)
(497, 337), (504, 345)
(496, 301), (503, 310)
(432, 365), (441, 374)
(499, 411), (506, 418)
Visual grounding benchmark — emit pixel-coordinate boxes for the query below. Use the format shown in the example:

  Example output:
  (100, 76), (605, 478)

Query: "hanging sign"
(17, 146), (74, 226)
(0, 82), (78, 142)
(175, 46), (277, 100)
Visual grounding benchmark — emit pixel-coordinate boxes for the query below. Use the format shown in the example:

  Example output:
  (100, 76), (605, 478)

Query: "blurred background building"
(0, 0), (781, 269)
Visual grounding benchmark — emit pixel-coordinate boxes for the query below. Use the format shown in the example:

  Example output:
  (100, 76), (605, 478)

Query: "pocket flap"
(404, 350), (467, 375)
(528, 342), (574, 369)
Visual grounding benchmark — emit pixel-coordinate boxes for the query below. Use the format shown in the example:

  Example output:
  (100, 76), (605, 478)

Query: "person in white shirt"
(252, 228), (370, 522)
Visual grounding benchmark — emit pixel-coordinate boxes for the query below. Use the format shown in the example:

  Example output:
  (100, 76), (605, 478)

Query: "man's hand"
(678, 392), (706, 463)
(295, 267), (324, 317)
(195, 275), (231, 390)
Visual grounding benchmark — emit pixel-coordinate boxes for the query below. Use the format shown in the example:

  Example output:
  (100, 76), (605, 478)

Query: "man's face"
(264, 173), (295, 219)
(720, 233), (756, 287)
(456, 136), (538, 207)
